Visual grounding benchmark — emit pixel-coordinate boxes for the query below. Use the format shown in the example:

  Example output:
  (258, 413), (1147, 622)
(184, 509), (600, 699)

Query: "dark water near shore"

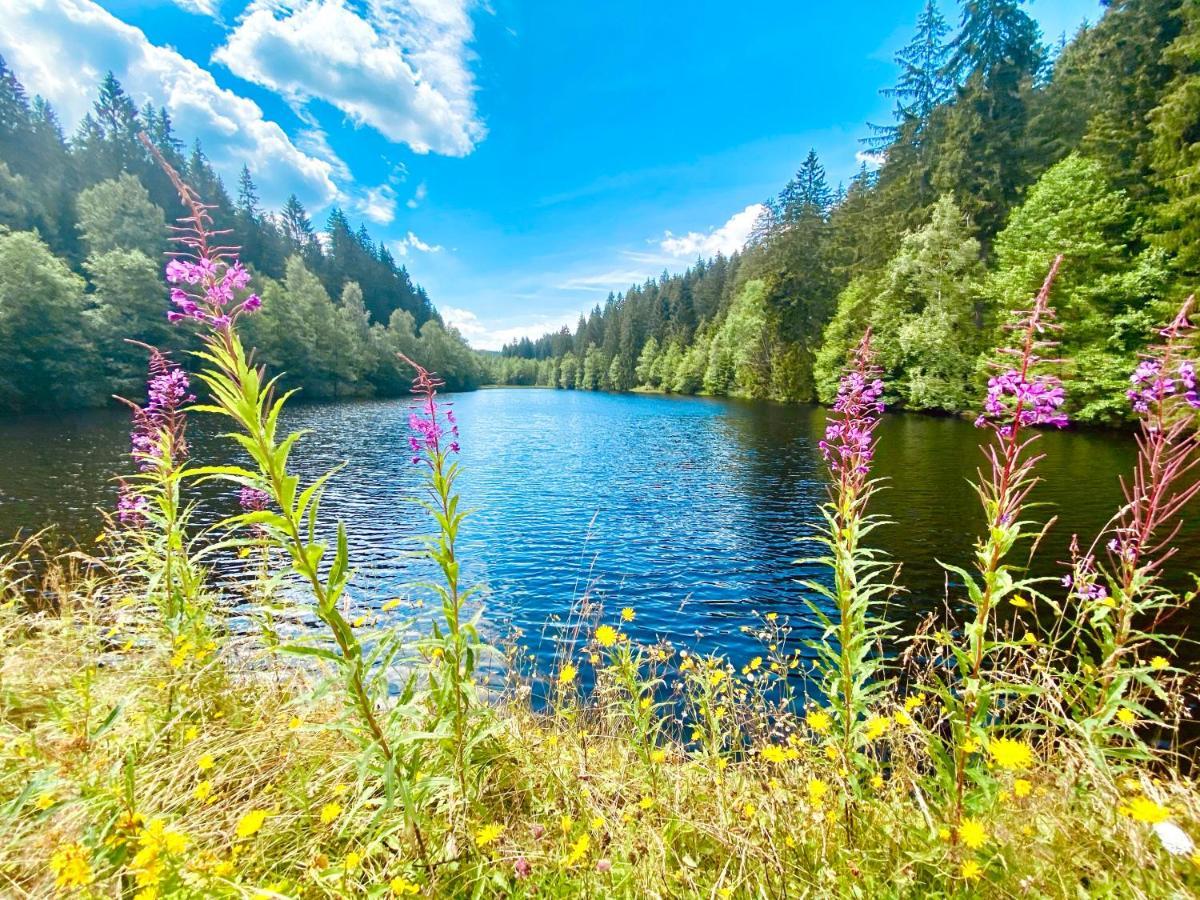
(0, 388), (1197, 675)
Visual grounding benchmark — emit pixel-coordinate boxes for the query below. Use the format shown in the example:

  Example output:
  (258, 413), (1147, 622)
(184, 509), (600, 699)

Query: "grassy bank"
(2, 544), (1199, 899)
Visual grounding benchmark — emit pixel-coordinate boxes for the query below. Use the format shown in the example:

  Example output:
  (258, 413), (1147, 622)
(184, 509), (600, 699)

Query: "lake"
(1, 387), (1197, 676)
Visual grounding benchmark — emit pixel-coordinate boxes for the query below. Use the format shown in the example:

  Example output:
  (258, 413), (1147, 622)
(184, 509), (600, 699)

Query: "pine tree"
(868, 1), (952, 148)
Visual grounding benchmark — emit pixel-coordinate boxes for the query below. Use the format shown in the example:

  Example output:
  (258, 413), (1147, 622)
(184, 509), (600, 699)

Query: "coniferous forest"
(0, 63), (482, 414)
(490, 0), (1200, 426)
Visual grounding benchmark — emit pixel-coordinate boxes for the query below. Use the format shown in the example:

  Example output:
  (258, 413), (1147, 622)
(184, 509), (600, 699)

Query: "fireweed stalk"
(938, 256), (1067, 833)
(803, 332), (894, 757)
(399, 354), (493, 809)
(1063, 296), (1200, 751)
(114, 347), (205, 628)
(141, 135), (400, 774)
(802, 329), (895, 838)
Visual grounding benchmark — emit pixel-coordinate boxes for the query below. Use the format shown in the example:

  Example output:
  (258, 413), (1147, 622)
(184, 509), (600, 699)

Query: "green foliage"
(76, 174), (166, 258)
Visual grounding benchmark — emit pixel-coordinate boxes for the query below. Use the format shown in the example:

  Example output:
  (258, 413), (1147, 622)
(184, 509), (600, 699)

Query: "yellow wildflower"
(638, 795), (654, 810)
(197, 753), (215, 772)
(988, 737), (1034, 772)
(806, 709), (831, 734)
(1009, 595), (1030, 608)
(807, 778), (829, 805)
(236, 809), (269, 839)
(1117, 708), (1137, 726)
(650, 749), (666, 764)
(558, 664), (577, 686)
(193, 780), (213, 803)
(824, 744), (838, 761)
(595, 625), (618, 648)
(938, 827), (951, 841)
(184, 725), (200, 742)
(904, 693), (925, 713)
(621, 607), (635, 622)
(475, 823), (504, 847)
(893, 709), (912, 727)
(871, 774), (885, 790)
(564, 832), (590, 865)
(288, 717), (302, 731)
(1126, 796), (1169, 824)
(959, 818), (987, 850)
(1013, 778), (1032, 799)
(34, 792), (56, 811)
(49, 843), (94, 889)
(760, 745), (788, 764)
(1151, 655), (1170, 671)
(344, 851), (362, 872)
(320, 802), (342, 825)
(865, 714), (890, 741)
(766, 612), (778, 621)
(961, 860), (983, 881)
(962, 738), (980, 754)
(391, 877), (420, 895)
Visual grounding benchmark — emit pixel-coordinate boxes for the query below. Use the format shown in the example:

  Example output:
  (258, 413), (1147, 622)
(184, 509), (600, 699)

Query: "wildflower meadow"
(3, 151), (1200, 900)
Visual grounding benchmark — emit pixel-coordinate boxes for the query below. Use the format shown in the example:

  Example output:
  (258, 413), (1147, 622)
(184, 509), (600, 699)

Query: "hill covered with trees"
(0, 61), (481, 414)
(490, 0), (1200, 426)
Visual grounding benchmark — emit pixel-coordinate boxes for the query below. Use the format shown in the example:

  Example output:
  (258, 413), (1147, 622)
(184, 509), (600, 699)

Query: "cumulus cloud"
(392, 231), (443, 256)
(1, 0), (338, 209)
(214, 0), (485, 156)
(442, 307), (583, 351)
(658, 203), (764, 259)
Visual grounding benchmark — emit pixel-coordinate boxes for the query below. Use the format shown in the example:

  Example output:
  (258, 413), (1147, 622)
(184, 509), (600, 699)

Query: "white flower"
(1153, 820), (1195, 856)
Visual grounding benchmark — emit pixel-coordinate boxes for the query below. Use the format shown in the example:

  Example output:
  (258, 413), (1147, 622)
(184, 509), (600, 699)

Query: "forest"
(0, 62), (482, 414)
(490, 0), (1200, 426)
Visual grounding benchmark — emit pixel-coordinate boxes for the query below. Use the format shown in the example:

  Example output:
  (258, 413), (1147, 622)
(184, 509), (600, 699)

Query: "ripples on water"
(0, 388), (1196, 676)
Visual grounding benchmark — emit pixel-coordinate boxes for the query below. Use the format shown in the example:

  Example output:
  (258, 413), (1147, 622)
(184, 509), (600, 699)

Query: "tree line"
(490, 0), (1199, 426)
(0, 62), (482, 413)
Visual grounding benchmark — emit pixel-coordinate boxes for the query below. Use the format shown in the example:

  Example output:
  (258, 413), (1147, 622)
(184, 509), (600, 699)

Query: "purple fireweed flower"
(239, 487), (270, 512)
(117, 485), (148, 528)
(399, 354), (460, 466)
(819, 330), (884, 480)
(124, 350), (194, 472)
(975, 369), (1068, 433)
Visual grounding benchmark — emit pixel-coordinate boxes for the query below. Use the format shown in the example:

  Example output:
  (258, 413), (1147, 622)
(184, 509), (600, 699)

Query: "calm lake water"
(1, 388), (1197, 675)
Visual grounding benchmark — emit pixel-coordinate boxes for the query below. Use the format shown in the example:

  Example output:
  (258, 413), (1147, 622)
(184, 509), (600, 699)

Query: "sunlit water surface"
(1, 388), (1197, 680)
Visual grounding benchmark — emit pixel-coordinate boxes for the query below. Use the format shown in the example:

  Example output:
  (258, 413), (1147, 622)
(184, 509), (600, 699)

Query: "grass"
(2, 545), (1199, 898)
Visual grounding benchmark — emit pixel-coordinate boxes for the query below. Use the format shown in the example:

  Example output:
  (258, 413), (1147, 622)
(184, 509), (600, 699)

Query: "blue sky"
(4, 0), (1101, 348)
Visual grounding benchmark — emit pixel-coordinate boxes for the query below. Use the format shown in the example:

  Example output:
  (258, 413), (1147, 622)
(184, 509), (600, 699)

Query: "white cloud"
(171, 0), (221, 17)
(442, 307), (582, 351)
(214, 0), (485, 156)
(391, 231), (443, 256)
(354, 184), (398, 224)
(1, 0), (338, 209)
(658, 203), (764, 259)
(407, 181), (428, 209)
(855, 150), (885, 168)
(556, 268), (652, 293)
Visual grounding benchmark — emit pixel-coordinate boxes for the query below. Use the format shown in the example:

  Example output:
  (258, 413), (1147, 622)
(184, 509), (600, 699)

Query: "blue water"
(0, 388), (1197, 678)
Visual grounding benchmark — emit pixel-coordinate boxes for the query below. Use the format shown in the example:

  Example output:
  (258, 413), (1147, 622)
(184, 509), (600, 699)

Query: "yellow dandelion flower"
(563, 832), (590, 865)
(34, 792), (56, 811)
(621, 607), (635, 622)
(1126, 796), (1169, 824)
(49, 843), (94, 889)
(988, 737), (1034, 772)
(807, 778), (829, 805)
(871, 774), (885, 790)
(475, 823), (504, 847)
(904, 694), (925, 713)
(192, 780), (213, 803)
(638, 795), (654, 811)
(595, 625), (618, 648)
(824, 744), (838, 761)
(197, 753), (215, 772)
(806, 709), (832, 734)
(959, 818), (987, 850)
(650, 749), (666, 764)
(1151, 655), (1170, 671)
(960, 860), (982, 881)
(236, 809), (269, 839)
(1117, 708), (1137, 726)
(938, 827), (951, 841)
(962, 738), (980, 754)
(760, 745), (788, 764)
(558, 664), (577, 685)
(344, 851), (362, 872)
(288, 717), (302, 731)
(865, 715), (890, 741)
(893, 710), (913, 727)
(391, 876), (420, 895)
(1013, 778), (1032, 798)
(320, 802), (342, 825)
(184, 725), (200, 742)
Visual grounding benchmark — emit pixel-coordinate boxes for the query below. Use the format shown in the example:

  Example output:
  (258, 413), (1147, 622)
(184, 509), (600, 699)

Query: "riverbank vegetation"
(0, 62), (482, 414)
(3, 141), (1200, 898)
(490, 0), (1200, 427)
